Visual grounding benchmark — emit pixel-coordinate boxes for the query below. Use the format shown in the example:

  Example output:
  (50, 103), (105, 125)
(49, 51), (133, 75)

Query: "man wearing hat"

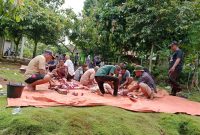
(130, 65), (156, 99)
(24, 50), (54, 90)
(168, 41), (184, 96)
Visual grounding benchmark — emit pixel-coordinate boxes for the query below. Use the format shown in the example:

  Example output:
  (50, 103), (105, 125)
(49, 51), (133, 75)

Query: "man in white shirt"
(64, 55), (75, 81)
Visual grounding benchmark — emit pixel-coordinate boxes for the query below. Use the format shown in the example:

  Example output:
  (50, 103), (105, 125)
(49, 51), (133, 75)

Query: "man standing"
(95, 65), (121, 96)
(93, 55), (101, 67)
(86, 55), (91, 68)
(168, 41), (184, 96)
(24, 50), (54, 90)
(64, 55), (75, 81)
(74, 53), (79, 67)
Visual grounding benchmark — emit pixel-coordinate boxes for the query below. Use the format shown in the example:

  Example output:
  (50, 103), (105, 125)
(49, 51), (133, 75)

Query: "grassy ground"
(0, 62), (24, 89)
(0, 61), (200, 135)
(0, 98), (200, 135)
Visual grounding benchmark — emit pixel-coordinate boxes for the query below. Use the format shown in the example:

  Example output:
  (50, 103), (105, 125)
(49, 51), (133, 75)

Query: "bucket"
(7, 83), (25, 98)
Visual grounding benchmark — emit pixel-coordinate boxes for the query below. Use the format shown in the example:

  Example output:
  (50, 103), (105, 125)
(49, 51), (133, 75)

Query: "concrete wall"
(0, 37), (4, 57)
(3, 40), (12, 55)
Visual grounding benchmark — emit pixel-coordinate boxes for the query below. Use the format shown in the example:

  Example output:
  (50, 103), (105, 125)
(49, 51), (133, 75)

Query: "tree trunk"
(197, 53), (199, 87)
(60, 42), (73, 54)
(14, 38), (21, 58)
(117, 55), (121, 64)
(155, 54), (159, 66)
(195, 52), (199, 87)
(149, 44), (154, 72)
(15, 44), (19, 57)
(117, 47), (123, 64)
(0, 37), (5, 58)
(72, 45), (77, 56)
(32, 40), (38, 58)
(20, 36), (25, 59)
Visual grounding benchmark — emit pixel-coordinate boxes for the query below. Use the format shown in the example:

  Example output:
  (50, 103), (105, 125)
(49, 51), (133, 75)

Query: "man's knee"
(139, 83), (152, 95)
(139, 83), (147, 88)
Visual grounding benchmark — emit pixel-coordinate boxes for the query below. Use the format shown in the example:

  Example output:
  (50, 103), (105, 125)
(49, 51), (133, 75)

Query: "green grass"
(0, 69), (25, 83)
(1, 61), (200, 135)
(0, 96), (200, 135)
(0, 61), (21, 69)
(0, 62), (25, 90)
(182, 91), (200, 102)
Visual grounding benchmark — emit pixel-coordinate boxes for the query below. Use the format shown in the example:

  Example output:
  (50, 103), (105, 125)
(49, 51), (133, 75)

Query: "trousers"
(95, 76), (119, 96)
(169, 70), (182, 96)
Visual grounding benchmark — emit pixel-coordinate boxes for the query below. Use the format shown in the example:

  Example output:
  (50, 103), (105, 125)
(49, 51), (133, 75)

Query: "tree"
(0, 0), (24, 57)
(79, 0), (198, 67)
(0, 0), (72, 59)
(0, 0), (23, 19)
(184, 1), (200, 88)
(23, 0), (67, 57)
(5, 18), (24, 57)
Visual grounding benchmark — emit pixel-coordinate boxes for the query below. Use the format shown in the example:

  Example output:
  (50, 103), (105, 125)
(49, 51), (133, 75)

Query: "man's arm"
(120, 78), (128, 88)
(39, 69), (46, 74)
(169, 58), (181, 73)
(133, 83), (140, 89)
(169, 50), (183, 73)
(38, 57), (47, 74)
(127, 82), (140, 91)
(109, 67), (116, 76)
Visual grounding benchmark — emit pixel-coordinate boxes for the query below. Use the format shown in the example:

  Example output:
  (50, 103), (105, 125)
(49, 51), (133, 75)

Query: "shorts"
(25, 74), (45, 84)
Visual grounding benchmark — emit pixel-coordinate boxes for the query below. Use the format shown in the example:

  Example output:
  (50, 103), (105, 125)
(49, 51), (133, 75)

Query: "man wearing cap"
(95, 65), (121, 96)
(24, 50), (54, 90)
(168, 41), (184, 96)
(129, 65), (156, 99)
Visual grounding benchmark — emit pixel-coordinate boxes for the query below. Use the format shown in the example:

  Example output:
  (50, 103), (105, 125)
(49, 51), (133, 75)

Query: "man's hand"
(108, 73), (114, 76)
(48, 72), (54, 78)
(169, 67), (175, 74)
(119, 84), (124, 89)
(169, 58), (180, 74)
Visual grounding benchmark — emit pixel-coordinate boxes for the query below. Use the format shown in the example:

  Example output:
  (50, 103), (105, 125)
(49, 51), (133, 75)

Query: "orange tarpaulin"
(7, 84), (200, 116)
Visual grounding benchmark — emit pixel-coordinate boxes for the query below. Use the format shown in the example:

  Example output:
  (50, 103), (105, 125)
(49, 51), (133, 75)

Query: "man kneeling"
(24, 50), (54, 90)
(80, 66), (99, 86)
(129, 65), (156, 99)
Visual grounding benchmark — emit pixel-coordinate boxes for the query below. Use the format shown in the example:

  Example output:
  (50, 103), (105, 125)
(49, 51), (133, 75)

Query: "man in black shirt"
(168, 41), (184, 96)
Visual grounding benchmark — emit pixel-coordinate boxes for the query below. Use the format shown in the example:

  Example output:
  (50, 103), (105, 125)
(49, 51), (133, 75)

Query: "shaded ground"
(0, 61), (200, 135)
